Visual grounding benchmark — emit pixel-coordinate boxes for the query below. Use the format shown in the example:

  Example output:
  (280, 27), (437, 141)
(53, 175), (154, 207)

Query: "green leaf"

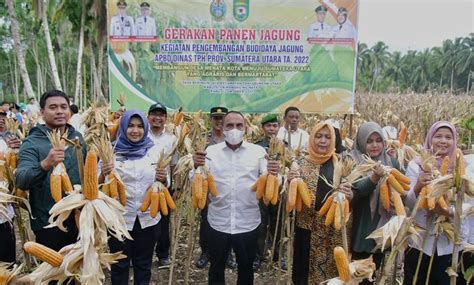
(464, 265), (474, 283)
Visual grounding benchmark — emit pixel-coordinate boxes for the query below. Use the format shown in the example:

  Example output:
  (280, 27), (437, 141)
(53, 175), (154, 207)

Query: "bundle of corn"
(418, 151), (450, 211)
(3, 118), (25, 171)
(46, 130), (74, 203)
(94, 138), (126, 206)
(350, 155), (411, 216)
(323, 254), (376, 285)
(252, 137), (284, 206)
(32, 150), (131, 284)
(285, 162), (311, 212)
(191, 132), (218, 209)
(244, 114), (263, 143)
(319, 156), (357, 229)
(0, 262), (23, 284)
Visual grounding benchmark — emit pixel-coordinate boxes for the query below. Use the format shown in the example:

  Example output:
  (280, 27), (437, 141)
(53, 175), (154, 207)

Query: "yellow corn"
(325, 202), (336, 226)
(255, 175), (267, 200)
(83, 151), (99, 200)
(117, 179), (127, 206)
(334, 246), (351, 282)
(163, 187), (176, 210)
(23, 241), (63, 267)
(207, 174), (218, 197)
(334, 202), (342, 230)
(398, 122), (407, 145)
(265, 174), (276, 202)
(199, 180), (209, 209)
(379, 181), (390, 210)
(140, 188), (152, 212)
(391, 190), (406, 216)
(287, 179), (298, 209)
(343, 199), (349, 220)
(102, 182), (110, 196)
(159, 192), (168, 216)
(109, 173), (118, 199)
(437, 196), (448, 210)
(390, 169), (411, 185)
(50, 173), (62, 202)
(439, 156), (450, 176)
(297, 179), (311, 207)
(387, 174), (406, 196)
(295, 192), (303, 212)
(270, 177), (279, 205)
(150, 191), (160, 218)
(193, 172), (203, 200)
(61, 172), (73, 193)
(319, 195), (334, 216)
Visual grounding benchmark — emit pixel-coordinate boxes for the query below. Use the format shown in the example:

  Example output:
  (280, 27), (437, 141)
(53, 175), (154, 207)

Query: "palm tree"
(455, 34), (473, 94)
(368, 41), (390, 93)
(385, 51), (406, 92)
(412, 49), (431, 92)
(5, 0), (35, 99)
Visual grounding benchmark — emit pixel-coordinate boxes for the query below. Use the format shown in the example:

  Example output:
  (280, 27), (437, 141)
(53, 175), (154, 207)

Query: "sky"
(358, 0), (473, 52)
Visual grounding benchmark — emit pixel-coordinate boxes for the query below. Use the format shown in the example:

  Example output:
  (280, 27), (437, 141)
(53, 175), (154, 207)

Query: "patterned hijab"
(306, 123), (336, 165)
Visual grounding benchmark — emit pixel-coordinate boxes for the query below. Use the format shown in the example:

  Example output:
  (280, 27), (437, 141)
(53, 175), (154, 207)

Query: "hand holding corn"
(41, 147), (65, 171)
(338, 182), (353, 201)
(100, 161), (114, 180)
(155, 168), (167, 183)
(5, 136), (21, 149)
(266, 159), (280, 175)
(192, 151), (206, 168)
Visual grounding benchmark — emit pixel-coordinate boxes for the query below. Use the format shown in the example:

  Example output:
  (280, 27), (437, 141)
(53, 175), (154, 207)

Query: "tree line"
(0, 0), (472, 108)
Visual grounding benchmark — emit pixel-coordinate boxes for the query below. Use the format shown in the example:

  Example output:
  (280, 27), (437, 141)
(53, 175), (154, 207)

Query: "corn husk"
(322, 256), (376, 285)
(0, 262), (23, 284)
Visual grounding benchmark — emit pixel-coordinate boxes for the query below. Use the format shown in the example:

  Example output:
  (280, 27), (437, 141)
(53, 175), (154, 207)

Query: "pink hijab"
(424, 121), (457, 173)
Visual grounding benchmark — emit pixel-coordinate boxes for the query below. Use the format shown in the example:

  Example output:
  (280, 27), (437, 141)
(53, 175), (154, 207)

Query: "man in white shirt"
(193, 111), (280, 284)
(332, 7), (356, 40)
(26, 97), (40, 118)
(147, 102), (176, 268)
(110, 1), (135, 37)
(277, 106), (309, 150)
(135, 2), (156, 37)
(308, 5), (333, 39)
(68, 104), (85, 135)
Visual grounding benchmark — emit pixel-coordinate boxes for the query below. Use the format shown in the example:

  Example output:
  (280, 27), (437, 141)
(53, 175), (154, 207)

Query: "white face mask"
(224, 128), (244, 145)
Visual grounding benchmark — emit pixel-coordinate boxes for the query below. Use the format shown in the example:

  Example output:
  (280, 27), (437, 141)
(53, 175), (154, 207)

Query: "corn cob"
(50, 173), (62, 202)
(102, 182), (110, 196)
(192, 184), (199, 209)
(319, 195), (334, 216)
(297, 179), (311, 207)
(287, 179), (298, 210)
(380, 181), (390, 210)
(207, 174), (218, 197)
(24, 241), (63, 267)
(418, 187), (427, 209)
(391, 190), (406, 216)
(159, 192), (168, 216)
(439, 156), (449, 176)
(399, 122), (407, 145)
(141, 188), (153, 212)
(387, 174), (406, 195)
(150, 190), (160, 218)
(270, 177), (279, 205)
(343, 199), (349, 219)
(163, 188), (176, 210)
(117, 179), (127, 206)
(174, 111), (184, 126)
(325, 202), (337, 226)
(334, 246), (350, 282)
(425, 186), (436, 210)
(255, 175), (267, 200)
(61, 172), (73, 193)
(199, 180), (209, 209)
(109, 173), (118, 199)
(265, 174), (276, 202)
(8, 152), (17, 169)
(193, 171), (203, 200)
(83, 151), (99, 200)
(295, 192), (303, 212)
(390, 169), (411, 185)
(437, 196), (448, 210)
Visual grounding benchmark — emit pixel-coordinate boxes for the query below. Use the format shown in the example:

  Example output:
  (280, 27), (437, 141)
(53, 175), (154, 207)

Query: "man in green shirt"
(16, 90), (86, 251)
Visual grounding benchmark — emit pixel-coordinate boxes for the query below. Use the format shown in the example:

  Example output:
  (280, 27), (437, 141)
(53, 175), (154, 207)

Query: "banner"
(107, 0), (359, 113)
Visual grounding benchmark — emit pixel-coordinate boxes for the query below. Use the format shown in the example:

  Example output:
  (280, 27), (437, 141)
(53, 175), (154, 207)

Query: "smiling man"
(16, 90), (87, 252)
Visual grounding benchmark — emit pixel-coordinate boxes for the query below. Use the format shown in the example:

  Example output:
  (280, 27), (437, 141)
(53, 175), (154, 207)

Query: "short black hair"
(0, 101), (9, 106)
(284, 106), (300, 117)
(70, 104), (79, 114)
(40, 90), (70, 109)
(222, 111), (245, 123)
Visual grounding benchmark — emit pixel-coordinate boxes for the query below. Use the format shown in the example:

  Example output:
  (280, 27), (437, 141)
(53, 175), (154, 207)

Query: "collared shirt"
(277, 127), (309, 150)
(202, 141), (267, 234)
(207, 131), (226, 146)
(135, 15), (156, 37)
(308, 22), (333, 38)
(332, 21), (356, 40)
(68, 114), (85, 135)
(405, 160), (467, 256)
(110, 15), (135, 36)
(148, 129), (178, 165)
(0, 138), (14, 224)
(114, 144), (163, 231)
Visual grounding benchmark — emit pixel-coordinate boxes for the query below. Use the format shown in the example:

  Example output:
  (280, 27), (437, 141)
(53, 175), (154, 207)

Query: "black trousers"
(155, 214), (170, 259)
(34, 214), (78, 252)
(256, 201), (282, 262)
(351, 251), (384, 285)
(208, 226), (259, 285)
(199, 206), (211, 256)
(403, 248), (466, 285)
(0, 222), (16, 263)
(292, 226), (310, 285)
(109, 218), (161, 285)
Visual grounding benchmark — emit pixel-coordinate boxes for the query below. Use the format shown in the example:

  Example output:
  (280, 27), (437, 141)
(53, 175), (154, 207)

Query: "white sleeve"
(405, 160), (420, 209)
